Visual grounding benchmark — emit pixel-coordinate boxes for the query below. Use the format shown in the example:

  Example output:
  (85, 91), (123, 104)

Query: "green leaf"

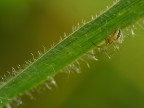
(0, 0), (144, 106)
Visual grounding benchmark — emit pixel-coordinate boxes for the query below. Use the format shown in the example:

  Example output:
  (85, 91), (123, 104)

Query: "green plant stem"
(0, 0), (144, 106)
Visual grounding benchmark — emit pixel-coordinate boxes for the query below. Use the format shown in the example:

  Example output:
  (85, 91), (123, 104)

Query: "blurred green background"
(0, 0), (144, 108)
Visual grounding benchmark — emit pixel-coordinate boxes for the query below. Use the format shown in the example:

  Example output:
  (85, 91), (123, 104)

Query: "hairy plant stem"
(0, 0), (144, 106)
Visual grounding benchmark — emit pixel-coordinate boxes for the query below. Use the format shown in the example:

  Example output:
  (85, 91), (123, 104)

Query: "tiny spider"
(97, 28), (124, 58)
(106, 28), (123, 49)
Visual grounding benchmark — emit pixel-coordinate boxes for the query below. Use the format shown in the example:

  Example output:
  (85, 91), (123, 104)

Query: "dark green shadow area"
(60, 60), (144, 108)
